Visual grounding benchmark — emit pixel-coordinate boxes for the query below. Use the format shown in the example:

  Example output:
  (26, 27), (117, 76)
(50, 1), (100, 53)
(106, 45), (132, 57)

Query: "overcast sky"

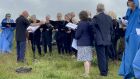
(0, 0), (128, 21)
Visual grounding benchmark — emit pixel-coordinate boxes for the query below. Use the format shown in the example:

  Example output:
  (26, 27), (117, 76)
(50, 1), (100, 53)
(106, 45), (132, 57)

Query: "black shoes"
(100, 73), (108, 76)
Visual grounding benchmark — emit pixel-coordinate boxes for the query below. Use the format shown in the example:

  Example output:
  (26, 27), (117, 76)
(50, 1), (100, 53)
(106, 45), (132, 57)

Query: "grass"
(0, 43), (122, 79)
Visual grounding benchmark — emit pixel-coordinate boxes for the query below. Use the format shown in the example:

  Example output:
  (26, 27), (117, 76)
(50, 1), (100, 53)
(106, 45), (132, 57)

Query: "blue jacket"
(119, 0), (140, 78)
(75, 21), (93, 46)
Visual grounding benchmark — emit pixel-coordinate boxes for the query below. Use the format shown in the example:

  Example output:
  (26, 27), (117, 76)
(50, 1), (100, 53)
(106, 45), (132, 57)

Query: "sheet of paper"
(136, 28), (140, 35)
(71, 39), (78, 50)
(66, 23), (78, 30)
(27, 26), (40, 33)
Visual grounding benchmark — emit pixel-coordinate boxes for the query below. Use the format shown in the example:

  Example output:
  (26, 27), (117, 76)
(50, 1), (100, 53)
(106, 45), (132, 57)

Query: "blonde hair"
(108, 11), (117, 19)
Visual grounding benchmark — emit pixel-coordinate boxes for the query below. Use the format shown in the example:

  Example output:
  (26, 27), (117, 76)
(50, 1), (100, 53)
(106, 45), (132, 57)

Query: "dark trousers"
(95, 45), (109, 75)
(107, 44), (116, 60)
(65, 42), (72, 54)
(56, 39), (66, 55)
(43, 39), (52, 54)
(64, 39), (72, 54)
(16, 41), (26, 62)
(42, 32), (52, 55)
(30, 39), (41, 58)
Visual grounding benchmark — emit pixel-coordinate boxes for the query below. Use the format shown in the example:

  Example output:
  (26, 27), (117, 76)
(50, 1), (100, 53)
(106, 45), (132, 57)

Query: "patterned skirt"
(77, 46), (93, 61)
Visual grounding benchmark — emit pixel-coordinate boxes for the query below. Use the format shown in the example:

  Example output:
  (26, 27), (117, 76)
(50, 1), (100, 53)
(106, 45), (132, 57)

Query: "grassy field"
(0, 44), (122, 79)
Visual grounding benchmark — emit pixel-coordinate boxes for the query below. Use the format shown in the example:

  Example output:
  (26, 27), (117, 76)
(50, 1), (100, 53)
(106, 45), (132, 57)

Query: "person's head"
(70, 12), (76, 18)
(57, 13), (62, 21)
(79, 11), (88, 21)
(21, 11), (29, 18)
(86, 10), (92, 18)
(46, 15), (50, 22)
(127, 0), (135, 10)
(65, 14), (70, 22)
(108, 11), (117, 19)
(31, 15), (36, 21)
(96, 3), (105, 13)
(5, 13), (11, 20)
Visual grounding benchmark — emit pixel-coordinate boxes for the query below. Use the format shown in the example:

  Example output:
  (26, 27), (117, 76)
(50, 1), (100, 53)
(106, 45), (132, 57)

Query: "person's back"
(75, 21), (93, 46)
(93, 12), (113, 45)
(75, 11), (93, 78)
(91, 3), (113, 76)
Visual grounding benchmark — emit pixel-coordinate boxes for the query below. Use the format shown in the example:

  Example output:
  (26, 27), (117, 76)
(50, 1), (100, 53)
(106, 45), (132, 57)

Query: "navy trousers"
(95, 45), (109, 75)
(16, 41), (26, 62)
(42, 32), (52, 54)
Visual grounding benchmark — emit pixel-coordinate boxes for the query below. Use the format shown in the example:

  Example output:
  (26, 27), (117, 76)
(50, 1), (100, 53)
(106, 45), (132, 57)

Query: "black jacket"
(16, 16), (30, 41)
(41, 23), (53, 41)
(91, 12), (113, 46)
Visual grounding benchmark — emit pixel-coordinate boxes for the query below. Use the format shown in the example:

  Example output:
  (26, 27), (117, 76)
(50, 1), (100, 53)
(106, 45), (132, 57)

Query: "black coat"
(16, 16), (30, 41)
(91, 12), (113, 46)
(50, 20), (68, 40)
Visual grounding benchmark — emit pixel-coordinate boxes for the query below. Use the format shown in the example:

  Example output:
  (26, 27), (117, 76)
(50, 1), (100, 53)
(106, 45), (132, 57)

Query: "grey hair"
(31, 15), (36, 18)
(97, 3), (105, 13)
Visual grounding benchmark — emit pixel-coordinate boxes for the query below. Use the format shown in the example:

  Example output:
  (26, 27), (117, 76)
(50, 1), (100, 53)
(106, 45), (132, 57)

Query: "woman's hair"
(108, 11), (117, 19)
(79, 11), (88, 21)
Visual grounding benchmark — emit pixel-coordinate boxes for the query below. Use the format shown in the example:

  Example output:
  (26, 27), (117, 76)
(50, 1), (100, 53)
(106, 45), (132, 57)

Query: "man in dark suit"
(16, 11), (30, 62)
(91, 3), (113, 76)
(16, 11), (43, 62)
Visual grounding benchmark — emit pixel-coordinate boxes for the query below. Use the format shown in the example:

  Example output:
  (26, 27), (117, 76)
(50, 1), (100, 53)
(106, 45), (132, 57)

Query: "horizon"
(0, 0), (127, 21)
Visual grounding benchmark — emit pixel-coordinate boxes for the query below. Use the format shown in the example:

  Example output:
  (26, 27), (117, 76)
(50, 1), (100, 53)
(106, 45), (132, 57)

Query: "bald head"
(21, 11), (29, 18)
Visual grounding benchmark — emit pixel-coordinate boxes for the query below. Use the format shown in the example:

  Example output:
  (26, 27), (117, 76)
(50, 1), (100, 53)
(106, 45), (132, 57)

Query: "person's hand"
(61, 29), (65, 31)
(55, 29), (58, 31)
(67, 31), (71, 33)
(7, 24), (11, 27)
(52, 29), (55, 32)
(27, 28), (32, 32)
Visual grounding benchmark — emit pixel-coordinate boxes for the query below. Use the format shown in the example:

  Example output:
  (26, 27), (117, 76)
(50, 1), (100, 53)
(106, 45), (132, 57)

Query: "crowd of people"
(1, 0), (140, 78)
